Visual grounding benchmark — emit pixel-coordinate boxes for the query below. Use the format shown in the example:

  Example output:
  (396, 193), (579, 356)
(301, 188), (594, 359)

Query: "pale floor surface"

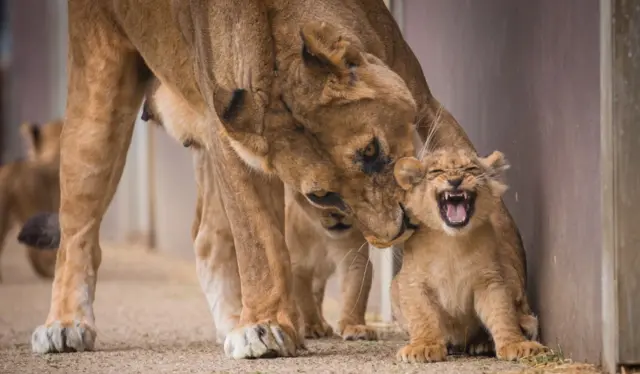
(0, 236), (601, 374)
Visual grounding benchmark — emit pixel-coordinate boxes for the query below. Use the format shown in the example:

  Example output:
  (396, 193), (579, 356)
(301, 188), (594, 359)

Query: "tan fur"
(27, 0), (524, 360)
(390, 148), (548, 363)
(285, 187), (377, 341)
(0, 120), (62, 281)
(144, 88), (377, 342)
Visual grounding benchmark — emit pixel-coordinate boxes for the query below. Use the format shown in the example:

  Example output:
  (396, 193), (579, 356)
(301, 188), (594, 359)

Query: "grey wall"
(403, 0), (601, 363)
(3, 0), (66, 162)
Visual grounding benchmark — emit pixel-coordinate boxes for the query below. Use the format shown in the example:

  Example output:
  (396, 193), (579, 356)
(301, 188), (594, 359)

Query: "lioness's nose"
(448, 178), (463, 188)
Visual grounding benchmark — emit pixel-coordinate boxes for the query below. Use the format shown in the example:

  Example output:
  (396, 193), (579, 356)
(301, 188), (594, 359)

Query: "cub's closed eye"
(306, 191), (348, 212)
(464, 166), (480, 172)
(428, 169), (444, 174)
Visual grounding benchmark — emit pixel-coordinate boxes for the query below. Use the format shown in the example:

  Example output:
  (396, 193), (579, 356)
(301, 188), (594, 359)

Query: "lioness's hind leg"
(31, 2), (146, 353)
(193, 152), (242, 344)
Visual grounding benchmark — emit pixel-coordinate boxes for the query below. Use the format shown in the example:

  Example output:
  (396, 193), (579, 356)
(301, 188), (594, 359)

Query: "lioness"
(0, 120), (62, 281)
(142, 82), (378, 342)
(390, 148), (547, 363)
(22, 0), (524, 361)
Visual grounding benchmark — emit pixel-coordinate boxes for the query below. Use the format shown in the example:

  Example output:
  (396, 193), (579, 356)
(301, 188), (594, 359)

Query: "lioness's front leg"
(212, 136), (301, 359)
(31, 2), (145, 353)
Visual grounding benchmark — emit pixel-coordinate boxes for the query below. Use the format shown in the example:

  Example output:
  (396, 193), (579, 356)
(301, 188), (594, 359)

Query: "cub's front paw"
(224, 322), (297, 359)
(397, 342), (447, 363)
(497, 340), (548, 361)
(340, 324), (378, 341)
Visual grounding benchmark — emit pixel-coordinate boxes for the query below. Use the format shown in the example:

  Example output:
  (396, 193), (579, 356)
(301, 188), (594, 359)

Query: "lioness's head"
(20, 120), (63, 165)
(394, 148), (510, 234)
(217, 22), (419, 247)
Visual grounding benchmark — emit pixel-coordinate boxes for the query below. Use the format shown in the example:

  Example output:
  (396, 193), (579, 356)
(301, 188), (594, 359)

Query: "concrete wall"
(403, 0), (601, 363)
(3, 0), (66, 162)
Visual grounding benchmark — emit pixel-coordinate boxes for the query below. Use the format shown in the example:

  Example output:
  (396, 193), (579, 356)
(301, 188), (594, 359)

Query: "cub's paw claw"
(497, 340), (548, 361)
(467, 341), (495, 356)
(397, 342), (447, 363)
(31, 321), (96, 354)
(304, 321), (334, 339)
(224, 322), (297, 359)
(341, 324), (378, 341)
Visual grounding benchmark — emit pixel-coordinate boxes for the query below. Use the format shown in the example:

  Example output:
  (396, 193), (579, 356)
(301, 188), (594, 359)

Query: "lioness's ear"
(394, 157), (425, 190)
(300, 21), (364, 76)
(481, 150), (510, 176)
(20, 122), (41, 159)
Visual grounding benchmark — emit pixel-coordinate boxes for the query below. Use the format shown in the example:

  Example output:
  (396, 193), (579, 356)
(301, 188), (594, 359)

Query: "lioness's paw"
(224, 323), (297, 359)
(32, 320), (96, 354)
(397, 342), (447, 363)
(497, 340), (548, 361)
(304, 321), (334, 339)
(341, 324), (378, 341)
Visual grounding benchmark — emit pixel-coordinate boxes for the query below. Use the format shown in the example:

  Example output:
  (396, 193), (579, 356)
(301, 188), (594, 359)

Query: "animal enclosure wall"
(401, 0), (602, 365)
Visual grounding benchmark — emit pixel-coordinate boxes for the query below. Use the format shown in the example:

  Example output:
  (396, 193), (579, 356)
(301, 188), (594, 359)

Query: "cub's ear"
(394, 157), (425, 190)
(480, 151), (510, 197)
(20, 122), (41, 159)
(300, 21), (364, 76)
(480, 150), (510, 177)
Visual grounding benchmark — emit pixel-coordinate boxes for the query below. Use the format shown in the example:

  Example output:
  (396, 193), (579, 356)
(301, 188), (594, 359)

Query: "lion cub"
(0, 120), (62, 281)
(285, 187), (377, 341)
(390, 147), (547, 363)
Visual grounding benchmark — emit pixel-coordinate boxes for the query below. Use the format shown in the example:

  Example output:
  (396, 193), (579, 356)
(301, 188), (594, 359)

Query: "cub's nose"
(448, 178), (463, 188)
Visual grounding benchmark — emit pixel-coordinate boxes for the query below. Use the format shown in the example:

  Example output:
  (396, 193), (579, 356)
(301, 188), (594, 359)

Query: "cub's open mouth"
(437, 190), (476, 228)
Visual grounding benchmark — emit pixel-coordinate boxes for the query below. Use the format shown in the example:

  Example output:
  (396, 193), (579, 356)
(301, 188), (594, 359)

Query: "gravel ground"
(0, 237), (601, 374)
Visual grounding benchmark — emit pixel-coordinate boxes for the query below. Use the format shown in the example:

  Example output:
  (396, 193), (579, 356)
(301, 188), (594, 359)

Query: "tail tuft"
(17, 212), (60, 250)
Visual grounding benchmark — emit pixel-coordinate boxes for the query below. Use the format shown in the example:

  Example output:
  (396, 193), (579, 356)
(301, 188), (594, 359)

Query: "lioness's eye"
(357, 137), (388, 174)
(362, 140), (378, 159)
(306, 191), (348, 212)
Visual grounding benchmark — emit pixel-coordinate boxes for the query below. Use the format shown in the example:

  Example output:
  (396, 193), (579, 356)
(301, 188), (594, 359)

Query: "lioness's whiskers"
(419, 103), (445, 159)
(350, 252), (370, 317)
(347, 241), (368, 271)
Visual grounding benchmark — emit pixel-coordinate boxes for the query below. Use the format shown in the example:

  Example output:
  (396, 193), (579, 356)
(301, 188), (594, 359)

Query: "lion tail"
(17, 212), (60, 250)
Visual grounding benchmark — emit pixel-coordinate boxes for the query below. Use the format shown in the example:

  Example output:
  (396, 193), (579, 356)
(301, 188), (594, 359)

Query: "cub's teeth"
(444, 192), (450, 199)
(463, 192), (468, 199)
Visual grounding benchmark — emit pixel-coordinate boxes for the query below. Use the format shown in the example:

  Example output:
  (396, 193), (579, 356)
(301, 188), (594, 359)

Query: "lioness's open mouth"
(438, 190), (476, 228)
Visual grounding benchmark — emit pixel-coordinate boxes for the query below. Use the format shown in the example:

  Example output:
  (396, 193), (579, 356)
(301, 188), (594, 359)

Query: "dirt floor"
(0, 237), (603, 374)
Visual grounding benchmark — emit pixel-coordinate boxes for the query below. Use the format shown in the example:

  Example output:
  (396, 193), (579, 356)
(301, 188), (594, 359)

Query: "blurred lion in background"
(0, 120), (62, 281)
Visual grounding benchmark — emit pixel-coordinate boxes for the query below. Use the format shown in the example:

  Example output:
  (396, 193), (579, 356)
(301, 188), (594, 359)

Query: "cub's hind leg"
(474, 282), (548, 361)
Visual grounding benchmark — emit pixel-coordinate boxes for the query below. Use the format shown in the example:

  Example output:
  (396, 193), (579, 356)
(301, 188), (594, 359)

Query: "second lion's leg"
(31, 1), (145, 353)
(336, 243), (377, 341)
(192, 151), (242, 344)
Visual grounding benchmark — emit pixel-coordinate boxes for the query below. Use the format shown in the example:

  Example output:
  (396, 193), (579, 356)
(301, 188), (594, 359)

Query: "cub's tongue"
(446, 203), (467, 223)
